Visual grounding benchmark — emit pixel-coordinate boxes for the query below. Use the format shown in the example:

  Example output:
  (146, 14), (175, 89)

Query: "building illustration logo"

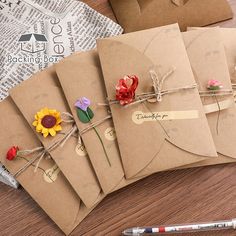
(18, 33), (47, 53)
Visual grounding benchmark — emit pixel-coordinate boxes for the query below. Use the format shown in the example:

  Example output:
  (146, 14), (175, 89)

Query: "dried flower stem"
(85, 111), (111, 166)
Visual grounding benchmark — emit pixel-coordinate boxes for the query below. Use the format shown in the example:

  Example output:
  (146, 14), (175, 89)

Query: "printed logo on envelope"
(43, 164), (60, 183)
(104, 127), (116, 141)
(75, 143), (87, 156)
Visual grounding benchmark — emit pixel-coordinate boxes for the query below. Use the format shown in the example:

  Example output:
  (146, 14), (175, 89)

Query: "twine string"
(79, 115), (112, 136)
(231, 83), (236, 93)
(199, 90), (233, 97)
(14, 151), (45, 178)
(100, 72), (233, 108)
(14, 122), (78, 177)
(61, 112), (75, 123)
(13, 113), (113, 177)
(104, 68), (198, 108)
(17, 147), (44, 156)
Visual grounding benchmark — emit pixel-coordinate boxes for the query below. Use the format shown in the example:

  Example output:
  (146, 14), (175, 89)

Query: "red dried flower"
(6, 146), (19, 161)
(116, 75), (139, 105)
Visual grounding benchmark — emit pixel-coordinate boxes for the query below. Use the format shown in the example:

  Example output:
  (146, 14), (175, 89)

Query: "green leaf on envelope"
(77, 107), (94, 123)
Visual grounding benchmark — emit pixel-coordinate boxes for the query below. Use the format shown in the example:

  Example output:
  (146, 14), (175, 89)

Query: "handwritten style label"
(104, 127), (116, 141)
(75, 143), (87, 156)
(132, 110), (199, 124)
(44, 164), (60, 183)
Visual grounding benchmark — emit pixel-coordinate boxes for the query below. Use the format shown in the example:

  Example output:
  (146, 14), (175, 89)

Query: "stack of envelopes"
(1, 24), (236, 234)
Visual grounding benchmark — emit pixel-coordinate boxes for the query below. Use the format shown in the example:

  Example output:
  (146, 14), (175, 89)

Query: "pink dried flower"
(207, 80), (223, 90)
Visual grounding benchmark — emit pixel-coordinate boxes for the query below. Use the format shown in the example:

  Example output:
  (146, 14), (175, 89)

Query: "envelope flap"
(56, 60), (109, 126)
(56, 54), (126, 194)
(183, 28), (236, 159)
(98, 26), (216, 176)
(9, 70), (102, 209)
(183, 29), (232, 91)
(0, 98), (41, 174)
(171, 0), (189, 6)
(220, 28), (236, 84)
(138, 0), (189, 8)
(71, 50), (100, 67)
(0, 98), (86, 235)
(219, 29), (236, 159)
(109, 0), (233, 32)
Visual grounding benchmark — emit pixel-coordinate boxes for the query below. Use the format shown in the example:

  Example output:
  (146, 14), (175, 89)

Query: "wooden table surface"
(1, 1), (236, 236)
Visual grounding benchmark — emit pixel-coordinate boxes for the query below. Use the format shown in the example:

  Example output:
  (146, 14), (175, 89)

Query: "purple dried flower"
(75, 97), (91, 111)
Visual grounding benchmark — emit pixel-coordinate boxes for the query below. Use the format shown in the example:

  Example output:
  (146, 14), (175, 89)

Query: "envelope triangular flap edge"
(183, 28), (236, 159)
(0, 98), (90, 235)
(109, 0), (233, 32)
(97, 26), (216, 175)
(9, 73), (102, 209)
(56, 59), (126, 194)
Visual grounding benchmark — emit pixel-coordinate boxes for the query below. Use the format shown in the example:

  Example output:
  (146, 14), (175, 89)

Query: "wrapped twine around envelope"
(14, 112), (76, 177)
(104, 67), (234, 108)
(126, 67), (196, 107)
(105, 67), (197, 107)
(14, 112), (112, 177)
(199, 90), (233, 97)
(78, 115), (112, 137)
(232, 84), (236, 91)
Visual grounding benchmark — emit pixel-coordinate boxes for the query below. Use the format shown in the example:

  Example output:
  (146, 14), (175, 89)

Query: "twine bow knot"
(122, 67), (197, 108)
(13, 112), (113, 177)
(148, 67), (176, 103)
(102, 67), (198, 108)
(14, 113), (78, 177)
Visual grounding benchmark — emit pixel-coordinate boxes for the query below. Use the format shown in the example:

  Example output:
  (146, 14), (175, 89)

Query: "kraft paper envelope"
(187, 27), (236, 86)
(188, 28), (236, 86)
(182, 28), (236, 167)
(109, 0), (233, 33)
(218, 28), (236, 85)
(97, 24), (217, 179)
(0, 98), (97, 235)
(9, 67), (103, 208)
(55, 51), (140, 194)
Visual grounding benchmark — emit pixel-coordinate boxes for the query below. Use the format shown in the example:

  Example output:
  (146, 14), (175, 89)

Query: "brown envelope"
(55, 51), (140, 194)
(182, 28), (236, 167)
(9, 67), (103, 208)
(218, 28), (236, 85)
(97, 24), (217, 179)
(0, 98), (97, 235)
(109, 0), (233, 32)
